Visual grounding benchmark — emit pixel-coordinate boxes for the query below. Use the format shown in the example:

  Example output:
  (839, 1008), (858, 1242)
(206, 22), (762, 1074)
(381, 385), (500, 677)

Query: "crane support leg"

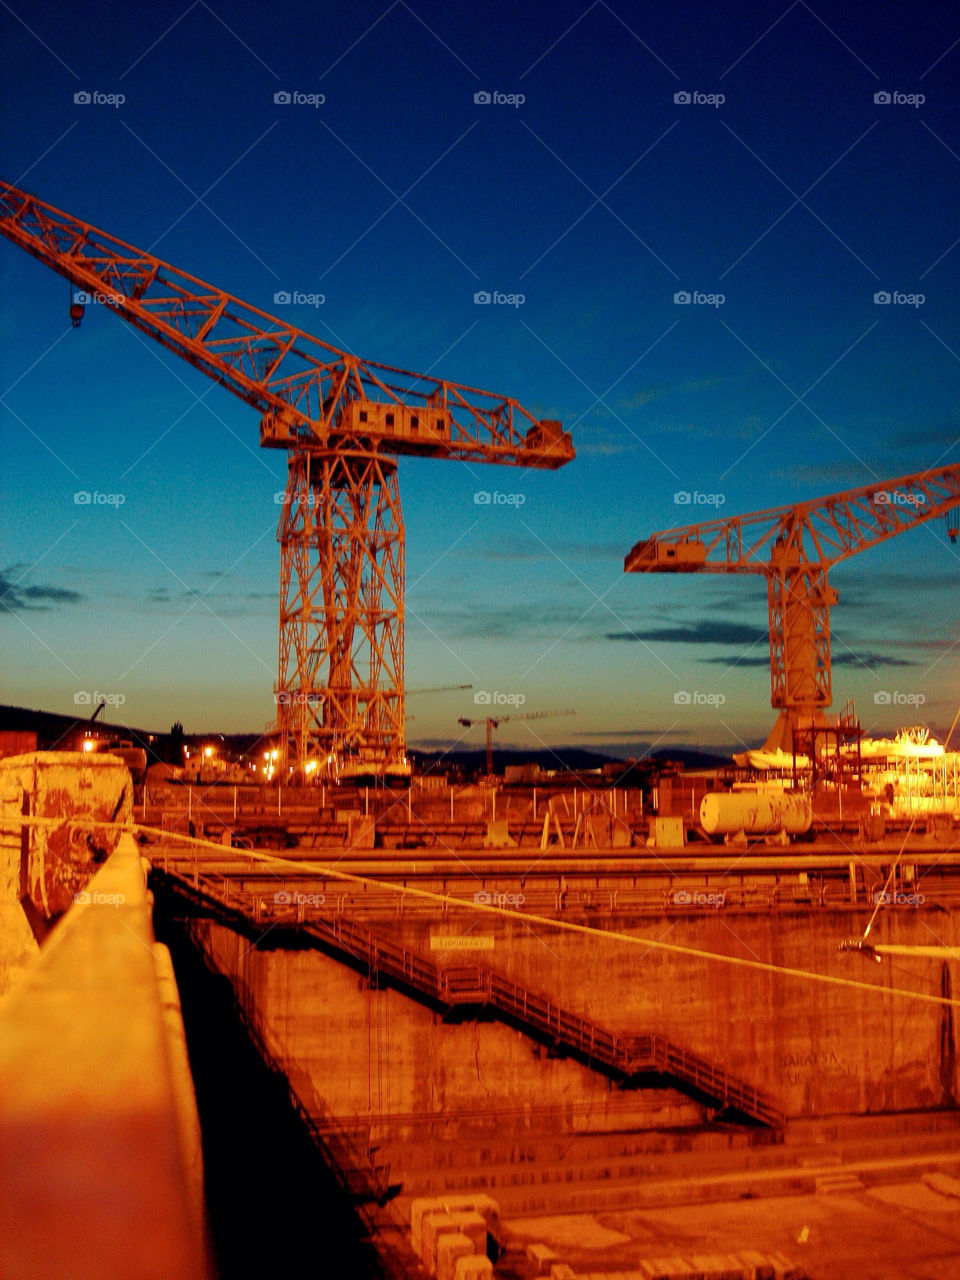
(765, 565), (838, 753)
(276, 445), (405, 782)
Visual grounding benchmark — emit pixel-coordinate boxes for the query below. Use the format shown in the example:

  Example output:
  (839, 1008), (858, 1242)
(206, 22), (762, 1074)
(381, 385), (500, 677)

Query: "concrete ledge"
(0, 833), (211, 1280)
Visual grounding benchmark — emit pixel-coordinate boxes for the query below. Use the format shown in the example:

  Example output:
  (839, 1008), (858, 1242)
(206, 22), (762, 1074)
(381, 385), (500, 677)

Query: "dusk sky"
(1, 0), (959, 756)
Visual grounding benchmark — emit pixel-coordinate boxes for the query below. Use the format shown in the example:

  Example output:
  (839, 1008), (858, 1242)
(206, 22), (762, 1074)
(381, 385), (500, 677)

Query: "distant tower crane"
(625, 467), (960, 755)
(458, 709), (575, 777)
(0, 180), (574, 784)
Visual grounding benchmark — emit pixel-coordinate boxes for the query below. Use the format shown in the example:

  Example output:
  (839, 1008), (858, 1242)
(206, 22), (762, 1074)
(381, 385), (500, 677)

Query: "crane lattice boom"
(0, 180), (572, 467)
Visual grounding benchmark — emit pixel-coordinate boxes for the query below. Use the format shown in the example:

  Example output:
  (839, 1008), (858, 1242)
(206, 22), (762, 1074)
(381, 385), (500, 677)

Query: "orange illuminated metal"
(626, 467), (960, 752)
(0, 180), (574, 781)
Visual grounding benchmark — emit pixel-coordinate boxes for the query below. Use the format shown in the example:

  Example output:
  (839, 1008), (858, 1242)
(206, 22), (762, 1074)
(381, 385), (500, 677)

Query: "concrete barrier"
(0, 833), (212, 1280)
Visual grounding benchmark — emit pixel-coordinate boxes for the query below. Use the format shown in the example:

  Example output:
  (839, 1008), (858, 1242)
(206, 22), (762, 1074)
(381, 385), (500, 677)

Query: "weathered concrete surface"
(0, 834), (211, 1280)
(0, 751), (132, 993)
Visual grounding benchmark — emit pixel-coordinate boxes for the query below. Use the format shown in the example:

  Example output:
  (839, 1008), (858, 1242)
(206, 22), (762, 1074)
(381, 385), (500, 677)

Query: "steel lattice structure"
(625, 466), (960, 752)
(0, 180), (574, 781)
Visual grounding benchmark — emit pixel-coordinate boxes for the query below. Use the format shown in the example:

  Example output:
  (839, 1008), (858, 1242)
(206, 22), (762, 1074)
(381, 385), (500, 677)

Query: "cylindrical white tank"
(700, 791), (812, 836)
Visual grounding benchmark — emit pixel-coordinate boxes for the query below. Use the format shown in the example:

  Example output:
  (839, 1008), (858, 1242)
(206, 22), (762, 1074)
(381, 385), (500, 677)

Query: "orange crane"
(0, 180), (573, 785)
(458, 709), (575, 777)
(625, 467), (960, 755)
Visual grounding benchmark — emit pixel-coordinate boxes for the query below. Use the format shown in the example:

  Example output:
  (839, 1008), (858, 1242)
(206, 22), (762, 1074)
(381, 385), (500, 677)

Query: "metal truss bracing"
(277, 447), (404, 779)
(0, 180), (573, 468)
(626, 466), (960, 750)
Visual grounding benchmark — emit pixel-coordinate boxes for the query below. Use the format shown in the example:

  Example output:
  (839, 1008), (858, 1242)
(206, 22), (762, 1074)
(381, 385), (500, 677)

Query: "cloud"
(699, 650), (919, 670)
(605, 619), (769, 647)
(0, 569), (84, 612)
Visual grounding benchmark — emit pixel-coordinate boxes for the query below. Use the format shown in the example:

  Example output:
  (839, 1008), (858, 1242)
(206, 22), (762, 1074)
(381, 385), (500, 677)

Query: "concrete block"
(437, 1232), (474, 1280)
(453, 1256), (493, 1280)
(647, 815), (684, 849)
(411, 1196), (442, 1257)
(422, 1210), (487, 1275)
(550, 1266), (577, 1280)
(527, 1241), (558, 1273)
(437, 1192), (501, 1244)
(482, 819), (516, 848)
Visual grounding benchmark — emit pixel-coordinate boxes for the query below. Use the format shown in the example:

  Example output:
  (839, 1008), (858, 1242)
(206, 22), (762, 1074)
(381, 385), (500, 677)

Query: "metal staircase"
(155, 866), (785, 1129)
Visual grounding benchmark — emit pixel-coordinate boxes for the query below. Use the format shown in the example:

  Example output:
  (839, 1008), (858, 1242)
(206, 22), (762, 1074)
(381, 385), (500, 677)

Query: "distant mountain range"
(0, 705), (730, 773)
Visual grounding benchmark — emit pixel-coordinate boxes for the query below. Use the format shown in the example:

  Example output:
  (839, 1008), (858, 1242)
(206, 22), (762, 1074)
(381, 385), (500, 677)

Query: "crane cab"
(625, 537), (708, 571)
(525, 419), (574, 465)
(342, 398), (451, 446)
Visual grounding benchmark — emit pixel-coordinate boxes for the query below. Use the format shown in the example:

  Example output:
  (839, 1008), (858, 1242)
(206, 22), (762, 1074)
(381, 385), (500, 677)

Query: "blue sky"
(1, 0), (959, 755)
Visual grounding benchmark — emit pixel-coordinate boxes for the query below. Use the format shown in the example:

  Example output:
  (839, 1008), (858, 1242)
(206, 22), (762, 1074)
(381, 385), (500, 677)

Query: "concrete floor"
(510, 1180), (960, 1279)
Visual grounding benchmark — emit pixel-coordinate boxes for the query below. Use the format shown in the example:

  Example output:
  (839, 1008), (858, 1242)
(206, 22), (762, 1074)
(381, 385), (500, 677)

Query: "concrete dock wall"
(183, 902), (958, 1133)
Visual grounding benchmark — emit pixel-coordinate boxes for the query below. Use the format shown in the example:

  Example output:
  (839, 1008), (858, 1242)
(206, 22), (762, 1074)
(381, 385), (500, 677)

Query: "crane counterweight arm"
(0, 179), (573, 468)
